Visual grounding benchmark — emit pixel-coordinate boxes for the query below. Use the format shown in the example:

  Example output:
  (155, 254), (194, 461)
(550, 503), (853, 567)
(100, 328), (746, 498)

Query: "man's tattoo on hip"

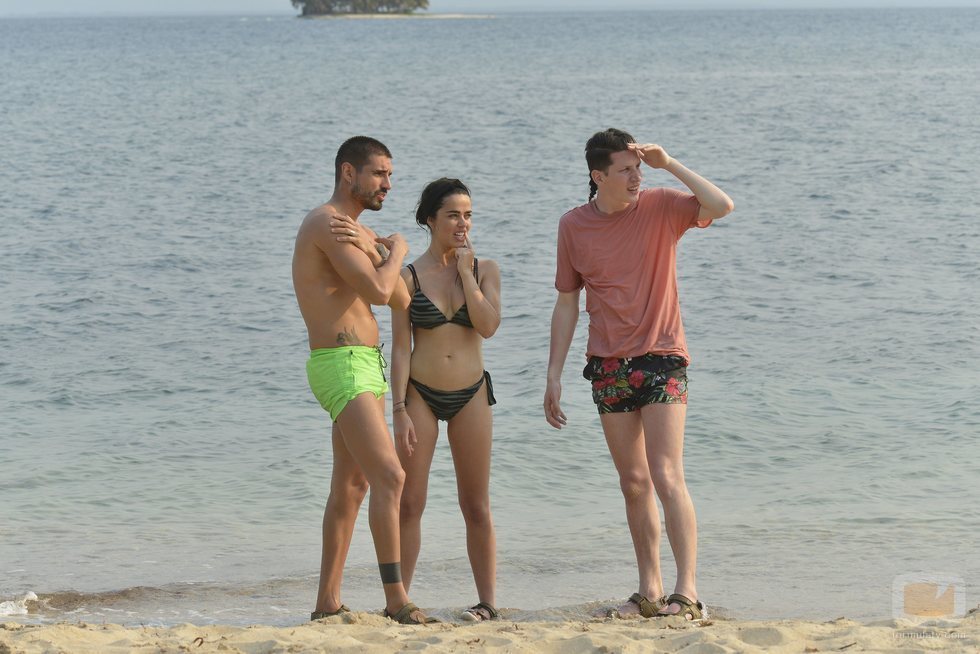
(336, 327), (363, 346)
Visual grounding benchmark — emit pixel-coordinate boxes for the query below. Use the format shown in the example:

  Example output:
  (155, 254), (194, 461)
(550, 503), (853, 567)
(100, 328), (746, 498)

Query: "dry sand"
(2, 610), (978, 653)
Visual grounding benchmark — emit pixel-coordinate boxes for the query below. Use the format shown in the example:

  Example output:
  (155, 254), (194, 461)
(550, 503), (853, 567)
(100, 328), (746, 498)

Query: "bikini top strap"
(407, 264), (420, 292)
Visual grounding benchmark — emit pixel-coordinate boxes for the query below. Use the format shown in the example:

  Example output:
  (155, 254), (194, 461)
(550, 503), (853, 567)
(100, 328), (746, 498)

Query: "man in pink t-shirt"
(544, 128), (734, 621)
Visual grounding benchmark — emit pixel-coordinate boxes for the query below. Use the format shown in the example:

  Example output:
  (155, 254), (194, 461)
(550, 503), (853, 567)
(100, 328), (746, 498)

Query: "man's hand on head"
(628, 143), (672, 169)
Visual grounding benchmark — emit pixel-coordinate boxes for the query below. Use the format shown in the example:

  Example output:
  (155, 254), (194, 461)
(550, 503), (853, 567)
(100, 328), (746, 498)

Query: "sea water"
(1, 8), (978, 626)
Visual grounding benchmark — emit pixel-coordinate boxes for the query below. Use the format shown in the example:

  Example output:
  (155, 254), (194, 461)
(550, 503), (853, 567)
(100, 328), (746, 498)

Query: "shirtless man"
(292, 136), (431, 625)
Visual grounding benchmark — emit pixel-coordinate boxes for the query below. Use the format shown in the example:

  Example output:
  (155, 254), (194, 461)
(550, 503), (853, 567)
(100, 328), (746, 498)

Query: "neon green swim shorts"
(306, 345), (389, 421)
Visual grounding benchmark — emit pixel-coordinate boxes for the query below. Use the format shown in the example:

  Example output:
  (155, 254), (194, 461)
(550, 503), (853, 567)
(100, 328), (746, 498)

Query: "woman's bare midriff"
(410, 325), (484, 390)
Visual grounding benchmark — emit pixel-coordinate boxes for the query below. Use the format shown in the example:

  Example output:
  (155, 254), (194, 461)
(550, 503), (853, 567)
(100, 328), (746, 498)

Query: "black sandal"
(461, 602), (499, 622)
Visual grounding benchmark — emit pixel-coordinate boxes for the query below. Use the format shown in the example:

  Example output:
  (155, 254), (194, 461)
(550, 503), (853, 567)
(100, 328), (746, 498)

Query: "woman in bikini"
(390, 178), (501, 622)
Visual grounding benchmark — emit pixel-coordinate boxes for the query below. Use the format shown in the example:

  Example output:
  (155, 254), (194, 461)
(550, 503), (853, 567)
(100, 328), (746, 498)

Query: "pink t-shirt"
(555, 187), (710, 362)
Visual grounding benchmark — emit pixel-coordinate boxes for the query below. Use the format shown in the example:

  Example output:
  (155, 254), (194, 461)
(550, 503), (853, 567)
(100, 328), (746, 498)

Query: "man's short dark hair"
(334, 136), (392, 185)
(585, 128), (635, 199)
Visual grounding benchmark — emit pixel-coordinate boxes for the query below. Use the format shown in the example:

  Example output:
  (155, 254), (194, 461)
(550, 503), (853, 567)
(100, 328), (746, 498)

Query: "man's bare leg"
(447, 385), (496, 609)
(641, 403), (698, 614)
(334, 392), (414, 615)
(396, 383), (440, 592)
(315, 421), (369, 614)
(600, 410), (665, 615)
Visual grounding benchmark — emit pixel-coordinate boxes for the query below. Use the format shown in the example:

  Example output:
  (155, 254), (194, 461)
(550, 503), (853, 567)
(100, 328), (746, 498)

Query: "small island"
(291, 0), (429, 16)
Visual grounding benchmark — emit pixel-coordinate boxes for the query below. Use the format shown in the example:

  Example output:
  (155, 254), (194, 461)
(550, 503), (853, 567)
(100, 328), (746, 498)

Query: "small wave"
(0, 592), (38, 616)
(38, 297), (96, 312)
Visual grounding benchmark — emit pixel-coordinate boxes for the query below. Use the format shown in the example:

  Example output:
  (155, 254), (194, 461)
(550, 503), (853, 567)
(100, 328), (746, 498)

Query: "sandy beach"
(3, 611), (978, 653)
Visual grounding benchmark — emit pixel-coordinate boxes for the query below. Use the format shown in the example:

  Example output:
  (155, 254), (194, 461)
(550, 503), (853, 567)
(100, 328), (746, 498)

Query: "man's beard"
(353, 182), (384, 211)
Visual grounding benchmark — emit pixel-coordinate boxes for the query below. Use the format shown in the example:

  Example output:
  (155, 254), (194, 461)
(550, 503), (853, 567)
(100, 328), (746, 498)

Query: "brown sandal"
(610, 593), (668, 618)
(658, 593), (706, 621)
(384, 602), (438, 624)
(311, 604), (350, 620)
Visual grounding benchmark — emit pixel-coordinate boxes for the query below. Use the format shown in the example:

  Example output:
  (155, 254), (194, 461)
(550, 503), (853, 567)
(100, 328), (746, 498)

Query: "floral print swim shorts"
(582, 353), (688, 413)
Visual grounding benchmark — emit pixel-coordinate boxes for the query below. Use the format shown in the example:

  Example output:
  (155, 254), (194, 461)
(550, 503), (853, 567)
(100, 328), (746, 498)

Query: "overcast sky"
(2, 0), (979, 17)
